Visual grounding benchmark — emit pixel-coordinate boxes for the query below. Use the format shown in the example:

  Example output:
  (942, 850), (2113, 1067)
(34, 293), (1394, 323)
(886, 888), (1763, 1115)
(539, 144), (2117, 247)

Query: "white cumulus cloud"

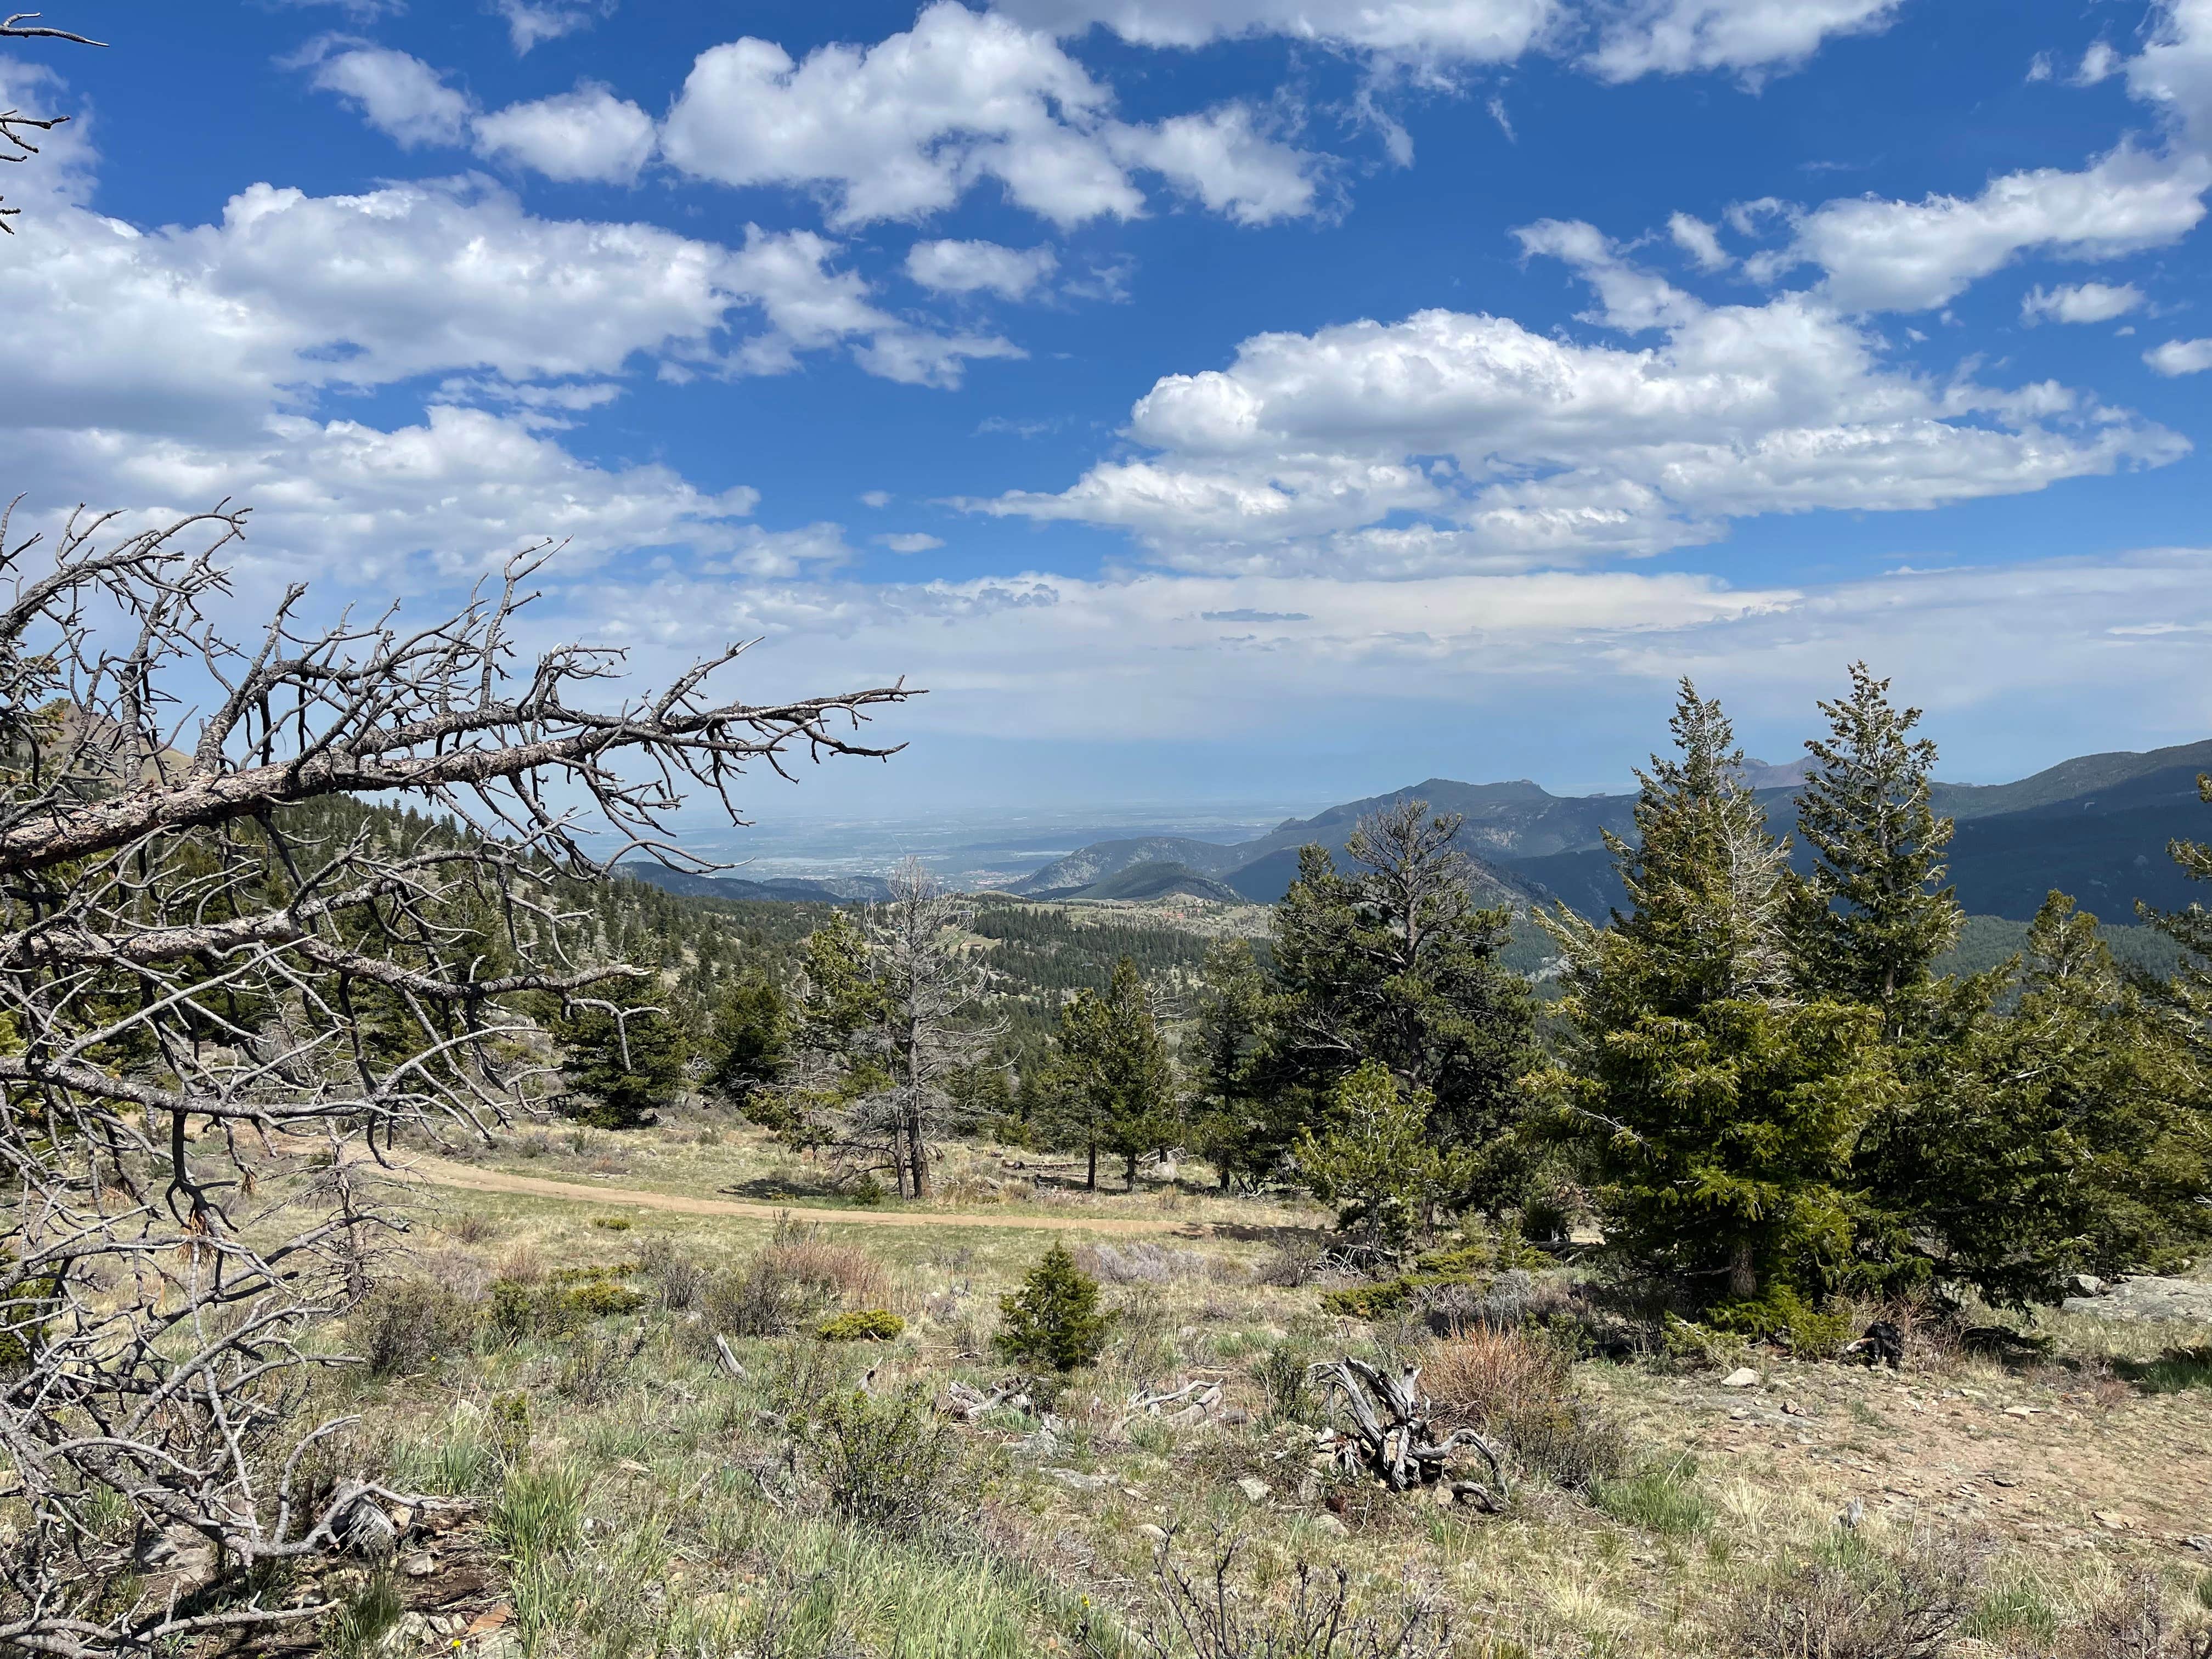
(973, 224), (2185, 574)
(905, 239), (1059, 299)
(470, 83), (657, 183)
(492, 1), (615, 54)
(292, 38), (472, 148)
(989, 0), (1556, 62)
(657, 3), (1322, 228)
(2020, 281), (2145, 324)
(1668, 211), (1731, 270)
(2146, 336), (2212, 374)
(1751, 146), (2211, 313)
(1583, 0), (1903, 82)
(2126, 0), (2212, 148)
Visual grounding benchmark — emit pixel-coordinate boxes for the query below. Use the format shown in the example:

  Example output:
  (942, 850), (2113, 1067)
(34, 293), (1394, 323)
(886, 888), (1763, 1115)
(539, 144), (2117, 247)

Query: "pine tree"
(995, 1243), (1113, 1372)
(2141, 769), (2212, 1052)
(1538, 680), (1887, 1319)
(1790, 664), (1961, 1038)
(1294, 1062), (1468, 1259)
(1186, 938), (1294, 1191)
(703, 974), (791, 1107)
(553, 978), (691, 1129)
(1042, 956), (1176, 1190)
(1271, 799), (1537, 1205)
(1880, 894), (2211, 1306)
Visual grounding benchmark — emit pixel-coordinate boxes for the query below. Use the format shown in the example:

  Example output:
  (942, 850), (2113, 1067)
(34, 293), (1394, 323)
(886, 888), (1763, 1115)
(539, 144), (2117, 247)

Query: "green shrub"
(491, 1392), (532, 1468)
(487, 1274), (646, 1340)
(567, 1279), (646, 1318)
(1252, 1343), (1321, 1425)
(1317, 1236), (1547, 1320)
(590, 1216), (633, 1232)
(352, 1277), (479, 1376)
(995, 1243), (1113, 1372)
(816, 1308), (905, 1342)
(1708, 1286), (1852, 1359)
(808, 1383), (958, 1531)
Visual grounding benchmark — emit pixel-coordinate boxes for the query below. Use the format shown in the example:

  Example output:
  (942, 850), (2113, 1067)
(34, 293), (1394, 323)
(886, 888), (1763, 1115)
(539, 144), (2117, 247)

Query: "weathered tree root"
(1307, 1357), (1510, 1512)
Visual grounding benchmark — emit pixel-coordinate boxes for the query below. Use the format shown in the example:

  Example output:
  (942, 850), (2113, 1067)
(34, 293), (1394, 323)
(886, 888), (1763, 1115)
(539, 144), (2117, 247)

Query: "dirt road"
(397, 1156), (1214, 1236)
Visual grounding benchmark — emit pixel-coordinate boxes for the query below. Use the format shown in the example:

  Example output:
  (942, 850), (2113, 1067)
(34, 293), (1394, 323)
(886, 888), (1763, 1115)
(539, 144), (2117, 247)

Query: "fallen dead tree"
(1307, 1358), (1509, 1511)
(1115, 1375), (1235, 1434)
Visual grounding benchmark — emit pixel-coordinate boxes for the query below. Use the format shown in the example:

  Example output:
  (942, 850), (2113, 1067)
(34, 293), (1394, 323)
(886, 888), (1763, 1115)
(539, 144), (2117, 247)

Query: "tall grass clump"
(325, 1573), (404, 1659)
(1591, 1462), (1711, 1535)
(1421, 1327), (1626, 1493)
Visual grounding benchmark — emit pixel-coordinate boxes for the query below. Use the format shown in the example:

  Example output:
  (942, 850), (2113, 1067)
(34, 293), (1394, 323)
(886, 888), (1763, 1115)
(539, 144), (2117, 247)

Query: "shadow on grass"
(715, 1175), (859, 1204)
(2115, 1345), (2212, 1393)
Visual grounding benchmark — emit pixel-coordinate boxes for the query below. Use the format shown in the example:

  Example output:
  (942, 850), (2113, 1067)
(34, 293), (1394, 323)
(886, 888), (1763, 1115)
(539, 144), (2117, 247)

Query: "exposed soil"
(396, 1154), (1216, 1235)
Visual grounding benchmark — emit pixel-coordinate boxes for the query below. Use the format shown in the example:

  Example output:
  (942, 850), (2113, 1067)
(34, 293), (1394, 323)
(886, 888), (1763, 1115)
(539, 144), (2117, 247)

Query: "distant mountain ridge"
(1012, 738), (2212, 922)
(617, 736), (2212, 927)
(616, 865), (892, 906)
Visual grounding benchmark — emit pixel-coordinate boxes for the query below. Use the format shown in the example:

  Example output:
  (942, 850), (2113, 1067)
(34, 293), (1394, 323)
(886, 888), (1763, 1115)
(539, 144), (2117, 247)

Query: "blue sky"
(6, 0), (2212, 819)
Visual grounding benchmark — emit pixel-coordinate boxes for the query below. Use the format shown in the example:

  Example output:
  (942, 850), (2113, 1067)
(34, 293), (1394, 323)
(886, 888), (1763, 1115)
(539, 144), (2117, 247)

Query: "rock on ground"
(2060, 1276), (2212, 1324)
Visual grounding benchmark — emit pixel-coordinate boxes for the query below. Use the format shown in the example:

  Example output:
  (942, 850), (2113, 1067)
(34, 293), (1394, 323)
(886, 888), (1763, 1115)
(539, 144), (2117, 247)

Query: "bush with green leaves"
(816, 1308), (906, 1341)
(808, 1382), (959, 1531)
(487, 1270), (646, 1340)
(995, 1243), (1113, 1372)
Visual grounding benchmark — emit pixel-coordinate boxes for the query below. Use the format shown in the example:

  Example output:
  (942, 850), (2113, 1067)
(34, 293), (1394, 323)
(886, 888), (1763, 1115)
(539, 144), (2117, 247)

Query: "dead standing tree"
(786, 859), (996, 1199)
(0, 504), (910, 1655)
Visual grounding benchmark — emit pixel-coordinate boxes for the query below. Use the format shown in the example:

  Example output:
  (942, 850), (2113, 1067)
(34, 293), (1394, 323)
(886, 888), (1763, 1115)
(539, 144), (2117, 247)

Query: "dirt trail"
(396, 1156), (1213, 1236)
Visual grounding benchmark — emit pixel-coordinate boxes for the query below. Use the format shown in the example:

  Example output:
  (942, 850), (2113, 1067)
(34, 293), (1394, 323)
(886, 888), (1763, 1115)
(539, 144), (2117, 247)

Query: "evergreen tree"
(1186, 938), (1294, 1190)
(702, 973), (791, 1107)
(1295, 1062), (1468, 1259)
(1878, 894), (2211, 1306)
(995, 1243), (1113, 1372)
(554, 978), (690, 1128)
(1790, 664), (1962, 1037)
(1271, 799), (1538, 1206)
(1538, 681), (1887, 1319)
(1041, 956), (1176, 1190)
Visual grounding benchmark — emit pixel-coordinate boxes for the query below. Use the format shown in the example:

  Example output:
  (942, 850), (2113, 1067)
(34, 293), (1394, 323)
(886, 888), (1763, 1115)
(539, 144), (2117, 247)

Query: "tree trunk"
(905, 1104), (928, 1200)
(1087, 1138), (1098, 1191)
(1125, 1148), (1138, 1191)
(1728, 1239), (1757, 1301)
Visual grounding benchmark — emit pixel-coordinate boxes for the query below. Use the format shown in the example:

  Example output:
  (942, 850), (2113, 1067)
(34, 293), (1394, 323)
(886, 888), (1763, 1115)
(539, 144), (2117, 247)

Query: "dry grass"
(1717, 1528), (1987, 1659)
(1423, 1326), (1627, 1493)
(758, 1214), (896, 1311)
(306, 1136), (2212, 1659)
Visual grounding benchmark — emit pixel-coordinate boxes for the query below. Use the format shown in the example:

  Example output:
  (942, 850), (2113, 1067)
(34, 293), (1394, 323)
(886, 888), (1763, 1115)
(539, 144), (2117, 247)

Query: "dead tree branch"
(1307, 1357), (1509, 1511)
(0, 501), (913, 1654)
